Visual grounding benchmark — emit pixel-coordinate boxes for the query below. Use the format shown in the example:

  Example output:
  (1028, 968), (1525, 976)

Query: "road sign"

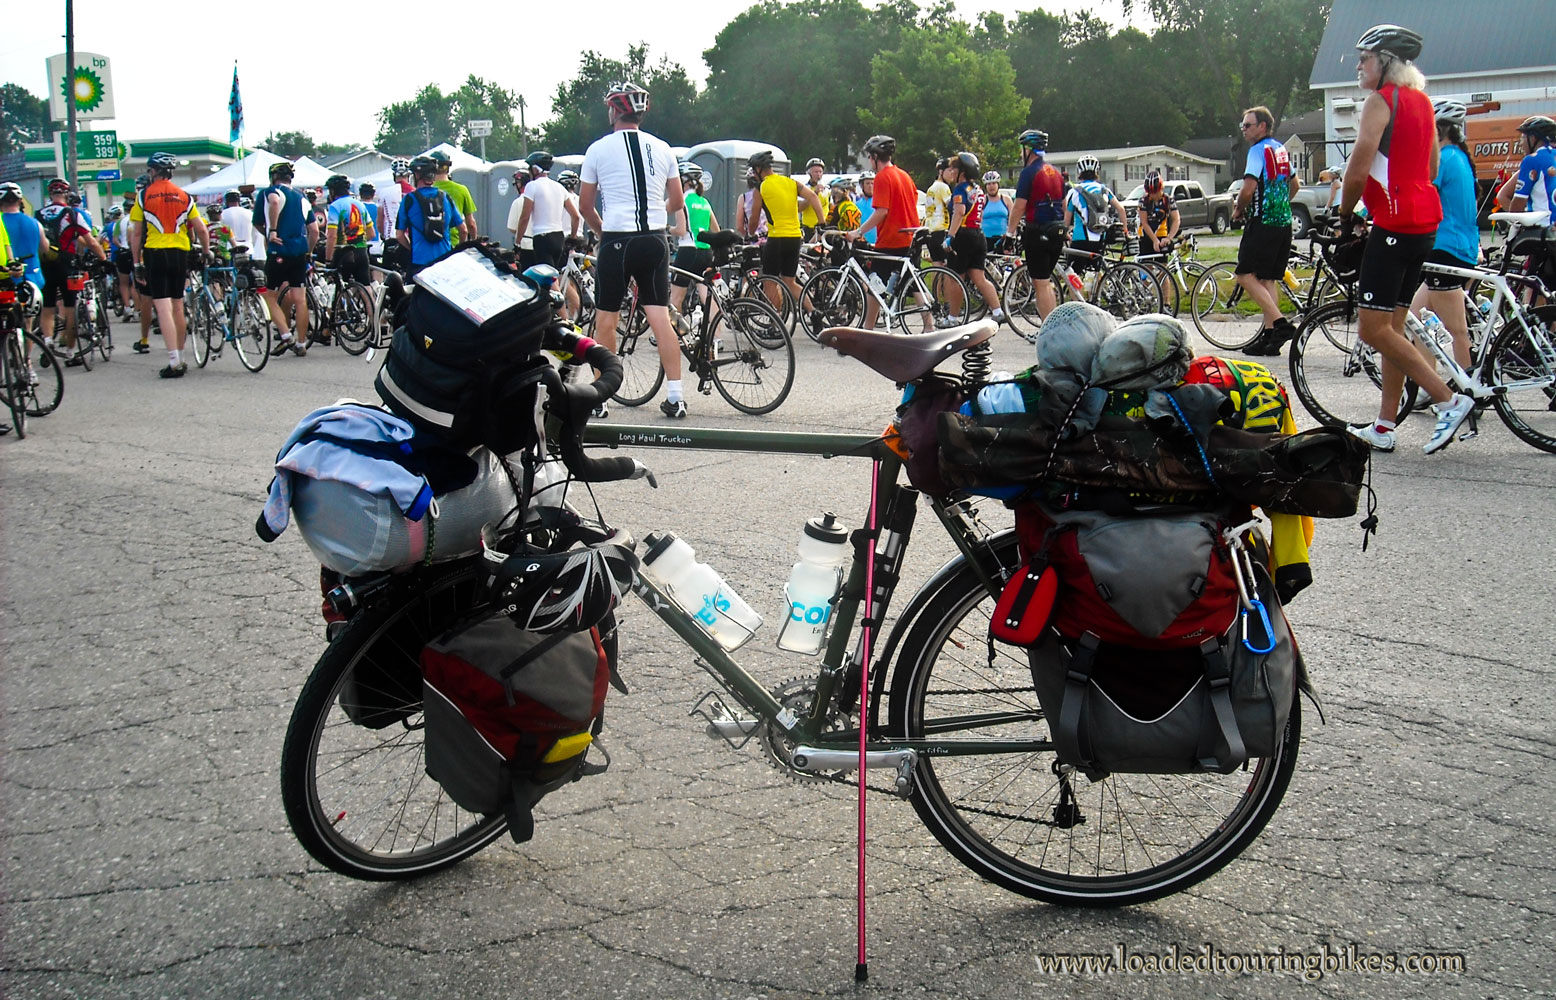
(56, 129), (120, 178)
(46, 53), (116, 121)
(468, 119), (494, 138)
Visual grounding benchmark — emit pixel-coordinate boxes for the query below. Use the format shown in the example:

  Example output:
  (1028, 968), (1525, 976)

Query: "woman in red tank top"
(1335, 23), (1473, 456)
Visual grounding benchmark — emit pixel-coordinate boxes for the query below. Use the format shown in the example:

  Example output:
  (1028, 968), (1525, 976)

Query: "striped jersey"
(580, 127), (679, 232)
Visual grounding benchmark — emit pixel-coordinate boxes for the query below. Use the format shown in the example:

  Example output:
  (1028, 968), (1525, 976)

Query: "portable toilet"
(448, 162), (491, 236)
(684, 140), (790, 233)
(487, 160), (527, 247)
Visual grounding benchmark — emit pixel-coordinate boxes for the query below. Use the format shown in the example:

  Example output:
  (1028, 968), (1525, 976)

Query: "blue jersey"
(364, 202), (380, 234)
(258, 185), (310, 257)
(855, 195), (876, 244)
(1515, 144), (1556, 218)
(2, 213), (44, 287)
(395, 187), (463, 266)
(1433, 145), (1480, 266)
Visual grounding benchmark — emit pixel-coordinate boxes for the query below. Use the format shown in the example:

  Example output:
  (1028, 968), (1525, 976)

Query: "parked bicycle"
(185, 253), (272, 372)
(55, 255), (113, 371)
(1000, 239), (1163, 342)
(1190, 231), (1354, 350)
(801, 230), (968, 340)
(0, 270), (65, 437)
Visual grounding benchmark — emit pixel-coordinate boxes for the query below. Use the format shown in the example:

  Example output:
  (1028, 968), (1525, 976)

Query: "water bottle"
(776, 514), (850, 654)
(886, 271), (900, 296)
(1420, 309), (1450, 351)
(868, 271), (887, 297)
(640, 532), (762, 651)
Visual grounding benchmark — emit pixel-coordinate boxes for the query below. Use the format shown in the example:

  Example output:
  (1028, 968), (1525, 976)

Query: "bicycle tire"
(1287, 300), (1412, 430)
(71, 301), (95, 371)
(893, 265), (967, 335)
(1190, 262), (1263, 350)
(280, 562), (510, 880)
(96, 299), (114, 361)
(798, 267), (865, 342)
(3, 332), (27, 438)
(23, 332), (65, 416)
(711, 297), (795, 415)
(232, 290), (271, 373)
(887, 544), (1298, 906)
(336, 283), (375, 356)
(609, 306), (664, 407)
(739, 274), (796, 338)
(1001, 265), (1041, 342)
(1094, 262), (1162, 321)
(188, 295), (212, 368)
(1485, 309), (1556, 454)
(1139, 260), (1179, 317)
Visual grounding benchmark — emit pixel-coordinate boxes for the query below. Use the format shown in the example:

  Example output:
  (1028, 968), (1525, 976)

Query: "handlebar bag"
(422, 614), (610, 843)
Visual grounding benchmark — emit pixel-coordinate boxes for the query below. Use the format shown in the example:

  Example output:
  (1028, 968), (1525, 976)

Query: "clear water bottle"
(1420, 309), (1450, 350)
(640, 532), (762, 651)
(776, 514), (850, 654)
(886, 271), (900, 296)
(868, 271), (887, 297)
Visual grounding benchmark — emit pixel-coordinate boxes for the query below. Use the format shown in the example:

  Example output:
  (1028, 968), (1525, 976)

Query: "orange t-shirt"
(871, 163), (920, 250)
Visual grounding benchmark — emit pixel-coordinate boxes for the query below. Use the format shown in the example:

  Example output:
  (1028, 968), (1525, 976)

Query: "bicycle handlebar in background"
(539, 323), (656, 488)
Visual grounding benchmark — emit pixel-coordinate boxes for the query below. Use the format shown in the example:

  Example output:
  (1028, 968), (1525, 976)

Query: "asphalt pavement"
(2, 313), (1552, 999)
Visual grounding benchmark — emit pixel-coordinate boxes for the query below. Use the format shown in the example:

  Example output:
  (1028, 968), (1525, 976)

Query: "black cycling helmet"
(747, 149), (775, 172)
(953, 151), (980, 178)
(409, 155), (438, 179)
(427, 149), (452, 165)
(134, 173), (151, 192)
(1355, 23), (1423, 61)
(148, 151), (179, 175)
(1517, 115), (1556, 142)
(269, 160), (295, 181)
(861, 135), (897, 159)
(526, 150), (554, 170)
(934, 155), (950, 172)
(1018, 128), (1049, 152)
(358, 181), (375, 197)
(326, 173), (351, 197)
(481, 523), (639, 635)
(805, 157), (825, 170)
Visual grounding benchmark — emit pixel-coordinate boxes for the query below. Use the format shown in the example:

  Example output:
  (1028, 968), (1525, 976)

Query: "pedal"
(690, 692), (758, 749)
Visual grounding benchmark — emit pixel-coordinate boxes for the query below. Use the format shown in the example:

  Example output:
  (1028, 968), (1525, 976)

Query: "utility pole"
(518, 96), (529, 157)
(64, 0), (78, 190)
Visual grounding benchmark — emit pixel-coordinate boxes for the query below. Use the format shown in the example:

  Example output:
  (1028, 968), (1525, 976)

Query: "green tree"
(260, 130), (318, 157)
(375, 76), (530, 160)
(1, 83), (51, 155)
(539, 46), (705, 155)
(857, 24), (1029, 180)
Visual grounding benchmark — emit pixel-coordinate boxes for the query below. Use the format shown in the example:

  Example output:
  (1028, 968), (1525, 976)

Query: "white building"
(1038, 146), (1221, 200)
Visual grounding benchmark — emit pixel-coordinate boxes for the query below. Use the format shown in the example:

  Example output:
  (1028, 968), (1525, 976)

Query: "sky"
(5, 0), (1150, 150)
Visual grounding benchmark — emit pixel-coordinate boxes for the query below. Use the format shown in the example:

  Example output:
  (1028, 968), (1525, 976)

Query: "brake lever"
(628, 460), (658, 489)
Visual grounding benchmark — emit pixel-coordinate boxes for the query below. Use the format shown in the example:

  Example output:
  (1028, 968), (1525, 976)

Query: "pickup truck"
(1223, 178), (1333, 239)
(1121, 180), (1238, 235)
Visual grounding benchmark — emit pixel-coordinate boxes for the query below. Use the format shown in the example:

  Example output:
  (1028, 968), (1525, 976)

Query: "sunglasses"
(1239, 122), (1257, 131)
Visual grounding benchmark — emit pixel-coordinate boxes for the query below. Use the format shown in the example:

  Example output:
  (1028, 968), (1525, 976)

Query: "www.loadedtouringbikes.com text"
(1035, 943), (1465, 982)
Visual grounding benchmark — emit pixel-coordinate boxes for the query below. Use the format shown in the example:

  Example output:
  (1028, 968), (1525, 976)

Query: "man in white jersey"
(512, 150), (580, 272)
(579, 80), (687, 418)
(219, 190), (256, 253)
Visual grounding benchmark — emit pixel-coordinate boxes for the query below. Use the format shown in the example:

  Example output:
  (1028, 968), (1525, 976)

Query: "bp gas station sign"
(55, 129), (122, 181)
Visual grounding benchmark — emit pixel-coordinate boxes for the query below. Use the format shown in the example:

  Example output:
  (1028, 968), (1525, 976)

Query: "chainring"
(758, 676), (853, 782)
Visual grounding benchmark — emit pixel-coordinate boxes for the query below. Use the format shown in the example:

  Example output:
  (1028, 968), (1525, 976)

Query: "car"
(1121, 180), (1236, 235)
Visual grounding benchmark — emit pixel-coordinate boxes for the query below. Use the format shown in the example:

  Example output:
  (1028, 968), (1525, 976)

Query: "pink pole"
(856, 458), (880, 983)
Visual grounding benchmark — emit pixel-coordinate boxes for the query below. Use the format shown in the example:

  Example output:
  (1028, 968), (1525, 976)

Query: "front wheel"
(3, 332), (29, 438)
(188, 296), (213, 368)
(887, 548), (1298, 906)
(1485, 310), (1556, 454)
(1094, 262), (1161, 320)
(231, 291), (271, 373)
(23, 332), (65, 416)
(798, 267), (865, 342)
(893, 265), (967, 335)
(711, 297), (795, 415)
(1190, 262), (1262, 350)
(1288, 300), (1412, 430)
(738, 273), (796, 337)
(336, 283), (375, 355)
(608, 305), (664, 407)
(280, 562), (509, 880)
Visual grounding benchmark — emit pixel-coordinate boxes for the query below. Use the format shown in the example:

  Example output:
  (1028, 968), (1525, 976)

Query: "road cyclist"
(129, 153), (210, 379)
(1005, 128), (1067, 323)
(943, 150), (1007, 325)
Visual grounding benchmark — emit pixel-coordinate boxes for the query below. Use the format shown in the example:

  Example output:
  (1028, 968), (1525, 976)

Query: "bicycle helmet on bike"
(482, 522), (639, 634)
(409, 155), (438, 179)
(603, 80), (650, 118)
(747, 149), (775, 172)
(390, 157), (412, 177)
(1076, 154), (1101, 174)
(861, 135), (896, 158)
(1433, 100), (1467, 126)
(1354, 23), (1423, 61)
(1144, 172), (1164, 194)
(269, 160), (295, 181)
(526, 150), (554, 171)
(953, 151), (980, 178)
(148, 151), (179, 175)
(326, 173), (351, 197)
(805, 157), (825, 170)
(1517, 115), (1556, 142)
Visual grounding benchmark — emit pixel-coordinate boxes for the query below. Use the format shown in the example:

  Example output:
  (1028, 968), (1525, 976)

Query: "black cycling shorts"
(142, 248), (188, 301)
(1021, 222), (1066, 281)
(926, 233), (948, 263)
(114, 255), (134, 277)
(947, 229), (988, 274)
(333, 246), (370, 285)
(530, 231), (567, 271)
(864, 244), (913, 283)
(1420, 248), (1475, 291)
(596, 230), (671, 311)
(1235, 222), (1292, 281)
(40, 257), (78, 308)
(265, 253), (310, 294)
(760, 236), (802, 278)
(672, 246), (713, 287)
(1357, 226), (1436, 311)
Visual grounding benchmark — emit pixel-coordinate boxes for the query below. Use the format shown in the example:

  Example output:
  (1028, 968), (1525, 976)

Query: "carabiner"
(1240, 598), (1277, 655)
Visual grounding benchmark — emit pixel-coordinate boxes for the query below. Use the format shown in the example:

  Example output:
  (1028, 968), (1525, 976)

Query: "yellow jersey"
(759, 174), (803, 239)
(131, 179), (204, 251)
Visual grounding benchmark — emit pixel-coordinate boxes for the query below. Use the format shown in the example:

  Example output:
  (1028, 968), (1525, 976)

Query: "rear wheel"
(799, 267), (865, 341)
(1094, 262), (1161, 320)
(71, 301), (96, 371)
(739, 273), (796, 337)
(893, 265), (967, 335)
(280, 563), (508, 880)
(1287, 300), (1412, 430)
(711, 297), (795, 415)
(232, 290), (271, 373)
(888, 543), (1299, 906)
(336, 283), (375, 355)
(188, 296), (212, 368)
(1139, 260), (1179, 316)
(3, 332), (28, 438)
(1191, 262), (1262, 350)
(1485, 309), (1556, 453)
(609, 304), (664, 407)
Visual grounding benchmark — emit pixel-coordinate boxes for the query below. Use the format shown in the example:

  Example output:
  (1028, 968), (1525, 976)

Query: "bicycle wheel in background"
(1190, 262), (1264, 350)
(893, 265), (967, 335)
(280, 563), (509, 880)
(23, 332), (65, 416)
(1485, 308), (1556, 454)
(3, 333), (28, 438)
(70, 300), (96, 371)
(887, 541), (1298, 906)
(711, 297), (795, 415)
(336, 283), (375, 356)
(231, 291), (271, 373)
(1001, 265), (1041, 342)
(798, 267), (865, 342)
(1094, 262), (1162, 320)
(738, 273), (796, 337)
(1287, 300), (1413, 430)
(609, 306), (664, 407)
(95, 294), (114, 361)
(188, 295), (213, 368)
(1139, 260), (1179, 316)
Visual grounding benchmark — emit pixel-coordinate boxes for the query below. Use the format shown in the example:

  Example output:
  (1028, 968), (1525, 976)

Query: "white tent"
(185, 149), (288, 196)
(289, 156), (335, 188)
(355, 143), (489, 188)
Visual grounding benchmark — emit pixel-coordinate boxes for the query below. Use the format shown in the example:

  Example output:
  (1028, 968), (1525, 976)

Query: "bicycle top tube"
(584, 422), (887, 460)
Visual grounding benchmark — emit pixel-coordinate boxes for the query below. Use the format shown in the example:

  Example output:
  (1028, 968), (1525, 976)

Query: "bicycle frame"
(581, 422), (1046, 763)
(1415, 259), (1554, 393)
(829, 246), (934, 321)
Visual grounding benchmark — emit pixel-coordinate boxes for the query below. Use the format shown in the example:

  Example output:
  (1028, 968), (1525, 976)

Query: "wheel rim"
(610, 309), (664, 407)
(712, 299), (794, 414)
(1288, 303), (1411, 429)
(1487, 317), (1556, 452)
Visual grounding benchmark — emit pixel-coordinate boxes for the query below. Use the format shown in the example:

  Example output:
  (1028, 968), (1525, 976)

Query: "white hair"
(1380, 55), (1426, 91)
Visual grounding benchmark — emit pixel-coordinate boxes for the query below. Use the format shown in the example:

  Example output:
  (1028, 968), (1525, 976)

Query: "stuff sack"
(883, 372), (967, 495)
(422, 614), (610, 842)
(293, 446), (518, 577)
(1027, 560), (1297, 776)
(1018, 505), (1240, 649)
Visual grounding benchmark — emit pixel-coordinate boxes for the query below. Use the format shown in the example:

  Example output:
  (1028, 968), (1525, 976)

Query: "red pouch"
(990, 560), (1058, 646)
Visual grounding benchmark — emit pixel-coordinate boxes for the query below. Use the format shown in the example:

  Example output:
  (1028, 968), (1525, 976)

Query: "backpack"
(413, 187), (447, 243)
(38, 205), (84, 260)
(1076, 183), (1111, 227)
(421, 613), (611, 842)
